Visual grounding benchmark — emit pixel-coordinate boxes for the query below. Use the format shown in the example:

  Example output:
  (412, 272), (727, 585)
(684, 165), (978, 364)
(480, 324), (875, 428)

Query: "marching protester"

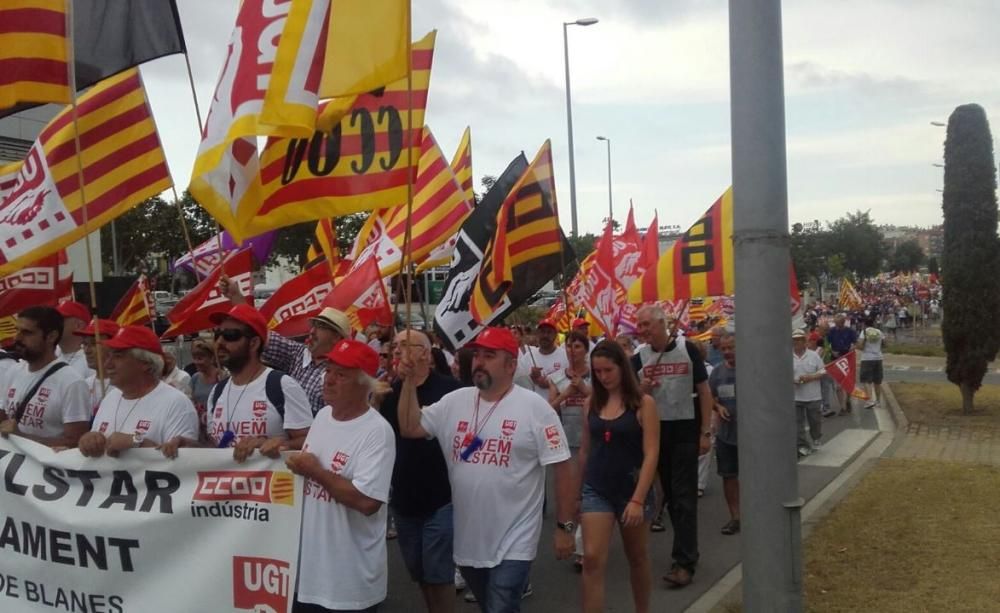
(793, 329), (827, 458)
(578, 340), (659, 613)
(633, 305), (713, 588)
(79, 326), (199, 457)
(221, 275), (350, 415)
(397, 326), (577, 613)
(858, 317), (886, 409)
(189, 337), (225, 439)
(808, 326), (838, 418)
(75, 318), (120, 415)
(286, 339), (396, 612)
(826, 313), (858, 414)
(161, 346), (193, 397)
(0, 306), (90, 448)
(56, 300), (94, 378)
(516, 319), (567, 397)
(708, 332), (741, 535)
(379, 330), (463, 613)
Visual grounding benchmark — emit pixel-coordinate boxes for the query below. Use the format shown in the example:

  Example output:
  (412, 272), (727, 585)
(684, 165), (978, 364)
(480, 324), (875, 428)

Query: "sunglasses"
(213, 328), (251, 342)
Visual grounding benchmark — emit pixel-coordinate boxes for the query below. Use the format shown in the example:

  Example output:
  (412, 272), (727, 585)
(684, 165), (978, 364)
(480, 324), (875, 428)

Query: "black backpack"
(209, 369), (286, 418)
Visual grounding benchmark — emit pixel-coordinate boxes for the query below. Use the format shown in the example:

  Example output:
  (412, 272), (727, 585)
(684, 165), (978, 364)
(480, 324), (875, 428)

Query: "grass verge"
(891, 381), (1000, 430)
(804, 459), (1000, 612)
(885, 342), (946, 358)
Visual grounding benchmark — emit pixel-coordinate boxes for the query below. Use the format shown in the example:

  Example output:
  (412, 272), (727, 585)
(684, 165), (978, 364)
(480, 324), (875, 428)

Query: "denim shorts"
(394, 503), (455, 585)
(580, 483), (656, 521)
(715, 440), (739, 478)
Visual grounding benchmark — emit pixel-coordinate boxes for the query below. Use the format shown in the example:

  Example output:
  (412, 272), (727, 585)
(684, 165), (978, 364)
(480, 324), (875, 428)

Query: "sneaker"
(464, 590), (477, 603)
(454, 569), (466, 592)
(522, 583), (534, 599)
(822, 409), (837, 418)
(721, 519), (741, 535)
(811, 438), (822, 450)
(650, 514), (666, 532)
(386, 516), (397, 540)
(797, 446), (811, 458)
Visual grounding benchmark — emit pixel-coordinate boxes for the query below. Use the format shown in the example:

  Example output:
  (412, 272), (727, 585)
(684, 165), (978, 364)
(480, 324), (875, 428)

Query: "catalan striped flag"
(627, 188), (735, 303)
(470, 141), (564, 323)
(451, 127), (473, 205)
(0, 68), (171, 276)
(109, 274), (153, 327)
(306, 218), (340, 265)
(0, 315), (17, 345)
(0, 0), (70, 113)
(838, 277), (863, 311)
(352, 125), (473, 277)
(240, 31), (436, 240)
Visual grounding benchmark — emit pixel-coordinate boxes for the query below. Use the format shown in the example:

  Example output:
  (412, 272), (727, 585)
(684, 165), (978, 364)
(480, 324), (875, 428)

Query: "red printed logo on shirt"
(252, 400), (267, 419)
(501, 419), (518, 437)
(544, 425), (562, 449)
(456, 420), (469, 433)
(644, 362), (690, 377)
(37, 387), (50, 401)
(232, 556), (291, 612)
(331, 451), (350, 474)
(214, 406), (223, 419)
(98, 421), (109, 433)
(135, 420), (151, 433)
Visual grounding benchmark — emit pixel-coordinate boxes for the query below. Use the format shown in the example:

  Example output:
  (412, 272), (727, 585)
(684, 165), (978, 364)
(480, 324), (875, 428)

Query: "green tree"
(941, 103), (1000, 414)
(270, 213), (368, 270)
(826, 210), (887, 278)
(790, 220), (831, 286)
(888, 239), (926, 272)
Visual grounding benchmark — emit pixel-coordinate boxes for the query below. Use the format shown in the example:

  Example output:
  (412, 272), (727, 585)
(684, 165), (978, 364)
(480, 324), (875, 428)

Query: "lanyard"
(471, 385), (513, 439)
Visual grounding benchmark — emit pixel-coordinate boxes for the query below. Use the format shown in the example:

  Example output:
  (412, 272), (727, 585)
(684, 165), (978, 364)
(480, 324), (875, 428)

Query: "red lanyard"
(471, 385), (513, 439)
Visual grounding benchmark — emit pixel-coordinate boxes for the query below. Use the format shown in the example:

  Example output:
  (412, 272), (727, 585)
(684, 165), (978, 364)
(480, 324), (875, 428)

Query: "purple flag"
(172, 230), (276, 277)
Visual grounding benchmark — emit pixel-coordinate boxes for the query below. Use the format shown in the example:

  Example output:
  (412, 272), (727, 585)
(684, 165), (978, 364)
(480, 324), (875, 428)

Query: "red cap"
(808, 331), (822, 343)
(324, 339), (379, 377)
(74, 318), (120, 339)
(209, 304), (269, 343)
(537, 318), (557, 329)
(572, 317), (589, 329)
(102, 325), (163, 355)
(57, 301), (91, 322)
(467, 326), (519, 357)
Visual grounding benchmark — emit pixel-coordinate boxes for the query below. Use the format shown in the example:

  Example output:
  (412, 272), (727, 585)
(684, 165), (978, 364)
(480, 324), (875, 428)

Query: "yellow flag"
(320, 0), (409, 98)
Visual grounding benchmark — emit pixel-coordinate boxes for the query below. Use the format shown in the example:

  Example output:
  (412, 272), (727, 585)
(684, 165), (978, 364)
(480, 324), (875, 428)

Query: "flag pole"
(63, 0), (106, 398)
(402, 2), (415, 334)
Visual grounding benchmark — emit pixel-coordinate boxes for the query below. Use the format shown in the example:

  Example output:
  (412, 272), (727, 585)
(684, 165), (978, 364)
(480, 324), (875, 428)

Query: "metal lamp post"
(596, 135), (613, 224)
(563, 17), (599, 237)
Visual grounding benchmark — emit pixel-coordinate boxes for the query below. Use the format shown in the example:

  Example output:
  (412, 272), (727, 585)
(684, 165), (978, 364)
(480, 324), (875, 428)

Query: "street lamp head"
(930, 121), (946, 127)
(573, 17), (599, 26)
(596, 136), (608, 141)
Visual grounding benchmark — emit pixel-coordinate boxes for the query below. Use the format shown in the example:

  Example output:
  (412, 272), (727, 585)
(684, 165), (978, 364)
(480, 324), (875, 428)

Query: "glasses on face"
(379, 353), (390, 359)
(213, 328), (250, 342)
(392, 341), (427, 353)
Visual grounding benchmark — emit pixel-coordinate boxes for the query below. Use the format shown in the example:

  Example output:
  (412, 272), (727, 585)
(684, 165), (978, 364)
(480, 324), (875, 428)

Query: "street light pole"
(562, 17), (598, 237)
(597, 136), (613, 223)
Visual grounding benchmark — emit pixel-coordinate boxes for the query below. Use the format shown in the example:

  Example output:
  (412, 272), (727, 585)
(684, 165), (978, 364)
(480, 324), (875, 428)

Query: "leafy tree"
(790, 220), (830, 286)
(888, 239), (926, 272)
(941, 103), (1000, 414)
(270, 213), (368, 270)
(826, 210), (887, 278)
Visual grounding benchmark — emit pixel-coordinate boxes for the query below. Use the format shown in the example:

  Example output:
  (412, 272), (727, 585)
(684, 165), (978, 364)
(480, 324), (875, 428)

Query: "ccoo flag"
(162, 249), (254, 339)
(0, 68), (171, 276)
(0, 250), (73, 318)
(1, 0), (187, 119)
(628, 188), (735, 303)
(469, 141), (567, 324)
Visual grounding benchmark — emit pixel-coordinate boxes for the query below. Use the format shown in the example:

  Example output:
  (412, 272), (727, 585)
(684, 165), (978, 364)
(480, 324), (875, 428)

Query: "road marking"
(800, 429), (878, 467)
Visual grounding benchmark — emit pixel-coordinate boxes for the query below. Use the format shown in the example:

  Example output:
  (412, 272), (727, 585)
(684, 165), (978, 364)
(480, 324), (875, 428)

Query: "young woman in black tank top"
(578, 340), (660, 613)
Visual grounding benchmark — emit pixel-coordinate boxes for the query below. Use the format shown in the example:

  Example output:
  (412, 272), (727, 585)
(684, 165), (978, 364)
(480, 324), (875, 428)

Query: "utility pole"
(729, 1), (803, 611)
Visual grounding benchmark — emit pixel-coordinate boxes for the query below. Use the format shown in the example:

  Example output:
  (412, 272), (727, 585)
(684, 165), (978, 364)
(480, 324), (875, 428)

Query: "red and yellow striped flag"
(351, 125), (473, 277)
(627, 187), (734, 303)
(306, 218), (339, 264)
(470, 141), (562, 323)
(242, 31), (436, 238)
(0, 68), (171, 275)
(838, 277), (863, 311)
(109, 274), (153, 327)
(450, 127), (473, 205)
(0, 0), (71, 113)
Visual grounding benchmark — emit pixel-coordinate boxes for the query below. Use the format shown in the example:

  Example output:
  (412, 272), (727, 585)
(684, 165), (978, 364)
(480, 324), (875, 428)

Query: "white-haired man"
(286, 339), (396, 612)
(161, 345), (192, 398)
(79, 326), (199, 458)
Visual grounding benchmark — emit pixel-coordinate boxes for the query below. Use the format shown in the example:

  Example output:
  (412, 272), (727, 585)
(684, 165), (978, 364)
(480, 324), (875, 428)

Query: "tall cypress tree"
(941, 104), (1000, 414)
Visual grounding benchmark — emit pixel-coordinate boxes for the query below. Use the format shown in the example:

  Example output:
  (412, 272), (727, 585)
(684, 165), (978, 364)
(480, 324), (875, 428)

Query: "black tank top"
(584, 405), (645, 506)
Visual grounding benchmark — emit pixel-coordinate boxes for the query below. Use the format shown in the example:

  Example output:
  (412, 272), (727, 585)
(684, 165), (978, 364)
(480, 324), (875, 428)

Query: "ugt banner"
(0, 437), (303, 613)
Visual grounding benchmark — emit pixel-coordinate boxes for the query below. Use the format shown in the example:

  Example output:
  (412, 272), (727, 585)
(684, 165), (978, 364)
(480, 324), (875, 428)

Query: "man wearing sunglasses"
(220, 275), (349, 415)
(160, 304), (313, 462)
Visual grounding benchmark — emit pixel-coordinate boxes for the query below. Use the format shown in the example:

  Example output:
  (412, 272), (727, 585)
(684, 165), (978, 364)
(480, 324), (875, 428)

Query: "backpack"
(209, 369), (286, 418)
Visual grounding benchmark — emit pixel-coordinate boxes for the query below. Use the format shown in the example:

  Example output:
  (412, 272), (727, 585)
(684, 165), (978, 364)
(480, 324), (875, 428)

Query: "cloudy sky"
(139, 0), (1000, 238)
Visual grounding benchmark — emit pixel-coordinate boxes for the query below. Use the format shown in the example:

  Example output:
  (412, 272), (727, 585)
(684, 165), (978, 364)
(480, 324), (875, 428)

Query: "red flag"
(0, 251), (73, 317)
(259, 259), (351, 338)
(824, 351), (868, 399)
(161, 250), (254, 339)
(109, 275), (153, 327)
(582, 221), (620, 337)
(790, 264), (802, 316)
(640, 212), (659, 272)
(321, 255), (392, 331)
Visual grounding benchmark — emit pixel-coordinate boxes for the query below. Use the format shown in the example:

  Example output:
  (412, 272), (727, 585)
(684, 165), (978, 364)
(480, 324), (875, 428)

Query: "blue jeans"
(459, 560), (532, 613)
(394, 503), (455, 585)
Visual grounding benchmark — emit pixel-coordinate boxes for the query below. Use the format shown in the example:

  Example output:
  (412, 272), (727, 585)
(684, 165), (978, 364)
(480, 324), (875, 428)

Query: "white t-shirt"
(515, 346), (567, 399)
(207, 368), (313, 446)
(163, 367), (192, 398)
(860, 327), (884, 361)
(420, 385), (571, 568)
(792, 349), (826, 402)
(548, 368), (590, 449)
(55, 346), (93, 379)
(298, 407), (395, 610)
(92, 382), (199, 445)
(84, 374), (115, 416)
(0, 359), (90, 439)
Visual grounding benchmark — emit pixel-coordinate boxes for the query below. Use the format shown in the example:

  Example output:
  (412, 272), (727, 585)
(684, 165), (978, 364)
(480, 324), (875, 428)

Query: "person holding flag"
(74, 318), (120, 415)
(792, 329), (827, 458)
(516, 319), (567, 398)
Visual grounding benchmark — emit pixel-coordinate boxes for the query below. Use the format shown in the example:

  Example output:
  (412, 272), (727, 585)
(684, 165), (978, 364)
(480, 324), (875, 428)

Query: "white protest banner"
(0, 437), (303, 613)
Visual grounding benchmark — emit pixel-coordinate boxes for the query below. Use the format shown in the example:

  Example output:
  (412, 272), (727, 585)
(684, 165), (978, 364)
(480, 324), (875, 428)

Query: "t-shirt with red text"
(298, 407), (395, 610)
(207, 369), (313, 446)
(91, 381), (199, 445)
(0, 359), (90, 440)
(420, 385), (571, 568)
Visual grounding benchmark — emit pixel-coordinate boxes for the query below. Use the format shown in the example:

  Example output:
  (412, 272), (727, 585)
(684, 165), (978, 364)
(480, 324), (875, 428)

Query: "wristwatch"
(556, 520), (576, 534)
